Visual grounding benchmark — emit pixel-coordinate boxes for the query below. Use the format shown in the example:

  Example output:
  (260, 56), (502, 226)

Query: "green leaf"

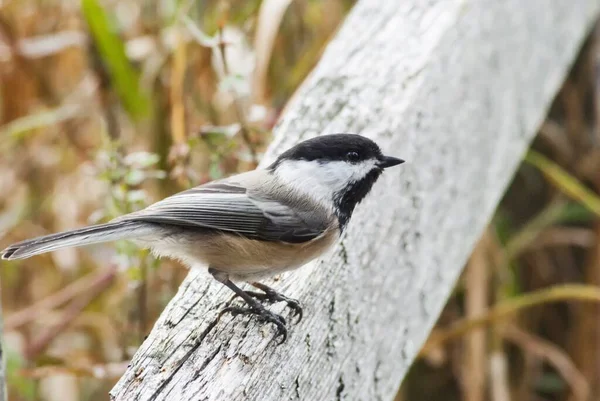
(126, 189), (148, 204)
(558, 202), (595, 223)
(124, 170), (146, 186)
(525, 150), (600, 217)
(124, 151), (161, 168)
(219, 74), (250, 95)
(209, 159), (224, 180)
(81, 0), (149, 118)
(126, 264), (143, 281)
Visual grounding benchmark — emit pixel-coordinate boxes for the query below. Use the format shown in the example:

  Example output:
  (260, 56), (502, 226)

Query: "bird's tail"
(1, 220), (154, 260)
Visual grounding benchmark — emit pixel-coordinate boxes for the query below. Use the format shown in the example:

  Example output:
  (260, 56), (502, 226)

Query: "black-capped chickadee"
(2, 134), (404, 342)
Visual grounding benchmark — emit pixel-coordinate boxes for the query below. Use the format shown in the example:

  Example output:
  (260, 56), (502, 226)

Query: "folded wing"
(123, 181), (327, 243)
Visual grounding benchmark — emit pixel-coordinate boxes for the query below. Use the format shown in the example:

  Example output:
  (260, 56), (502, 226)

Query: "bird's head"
(269, 133), (405, 229)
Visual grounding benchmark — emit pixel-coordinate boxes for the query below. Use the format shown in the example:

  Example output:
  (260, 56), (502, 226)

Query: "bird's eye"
(346, 151), (360, 162)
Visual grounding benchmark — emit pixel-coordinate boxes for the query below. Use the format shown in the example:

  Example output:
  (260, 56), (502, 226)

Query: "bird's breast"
(190, 228), (339, 280)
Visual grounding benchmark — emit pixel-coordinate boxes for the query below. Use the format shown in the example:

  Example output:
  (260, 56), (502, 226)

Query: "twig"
(217, 26), (258, 165)
(25, 267), (117, 359)
(503, 324), (590, 401)
(170, 28), (187, 146)
(0, 30), (87, 61)
(21, 361), (129, 380)
(167, 27), (191, 186)
(88, 41), (121, 141)
(490, 230), (511, 401)
(528, 227), (595, 250)
(0, 104), (82, 141)
(538, 121), (574, 165)
(251, 0), (293, 105)
(525, 151), (600, 216)
(421, 284), (600, 354)
(503, 199), (568, 260)
(489, 352), (510, 401)
(6, 268), (115, 330)
(463, 235), (489, 401)
(565, 32), (600, 397)
(561, 78), (588, 152)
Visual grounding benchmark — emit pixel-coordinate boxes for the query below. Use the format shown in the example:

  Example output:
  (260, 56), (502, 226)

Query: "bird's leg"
(245, 282), (303, 323)
(209, 268), (288, 343)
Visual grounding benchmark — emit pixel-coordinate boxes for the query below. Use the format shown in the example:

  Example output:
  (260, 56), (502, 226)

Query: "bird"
(2, 133), (404, 342)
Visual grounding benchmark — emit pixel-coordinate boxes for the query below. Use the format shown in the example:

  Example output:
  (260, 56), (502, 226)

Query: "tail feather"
(1, 220), (153, 260)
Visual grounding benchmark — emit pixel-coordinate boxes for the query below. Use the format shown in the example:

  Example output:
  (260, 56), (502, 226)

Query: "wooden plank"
(110, 1), (600, 400)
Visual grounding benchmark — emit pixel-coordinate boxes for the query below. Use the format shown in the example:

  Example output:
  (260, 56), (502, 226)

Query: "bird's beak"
(379, 155), (405, 169)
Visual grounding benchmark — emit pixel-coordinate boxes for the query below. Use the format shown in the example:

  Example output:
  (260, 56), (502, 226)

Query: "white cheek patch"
(275, 159), (378, 206)
(347, 159), (379, 182)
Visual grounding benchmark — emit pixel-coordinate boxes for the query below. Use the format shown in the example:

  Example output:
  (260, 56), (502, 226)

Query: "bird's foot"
(244, 289), (303, 323)
(218, 304), (288, 344)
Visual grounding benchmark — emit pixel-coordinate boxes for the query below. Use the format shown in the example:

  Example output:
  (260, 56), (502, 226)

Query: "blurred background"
(0, 1), (599, 401)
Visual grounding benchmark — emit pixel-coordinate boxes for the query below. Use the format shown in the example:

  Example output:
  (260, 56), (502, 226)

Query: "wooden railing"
(109, 1), (600, 400)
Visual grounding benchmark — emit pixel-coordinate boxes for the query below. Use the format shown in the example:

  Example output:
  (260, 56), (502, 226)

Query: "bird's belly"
(164, 229), (339, 281)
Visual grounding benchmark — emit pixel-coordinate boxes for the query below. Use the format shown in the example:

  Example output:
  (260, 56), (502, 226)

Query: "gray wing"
(122, 177), (328, 244)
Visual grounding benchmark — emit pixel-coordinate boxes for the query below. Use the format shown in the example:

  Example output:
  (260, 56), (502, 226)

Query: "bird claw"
(218, 305), (288, 344)
(242, 291), (303, 323)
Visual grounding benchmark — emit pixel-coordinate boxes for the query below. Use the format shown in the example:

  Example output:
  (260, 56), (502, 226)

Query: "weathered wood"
(111, 1), (600, 400)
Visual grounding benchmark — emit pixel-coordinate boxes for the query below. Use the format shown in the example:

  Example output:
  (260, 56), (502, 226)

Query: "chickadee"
(2, 134), (404, 342)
